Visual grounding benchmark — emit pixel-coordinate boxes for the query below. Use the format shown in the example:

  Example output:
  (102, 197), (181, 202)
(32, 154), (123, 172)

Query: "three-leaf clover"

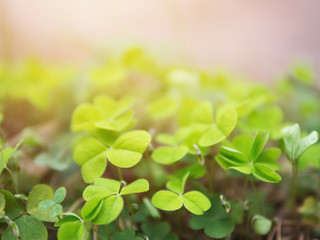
(216, 131), (282, 183)
(73, 130), (151, 183)
(152, 129), (189, 165)
(189, 195), (235, 239)
(281, 123), (319, 162)
(38, 187), (66, 218)
(151, 173), (211, 215)
(81, 178), (149, 225)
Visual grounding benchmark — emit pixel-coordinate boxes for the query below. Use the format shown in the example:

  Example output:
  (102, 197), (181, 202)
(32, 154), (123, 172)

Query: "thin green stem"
(241, 176), (249, 223)
(250, 178), (262, 215)
(205, 159), (214, 193)
(125, 196), (134, 230)
(291, 161), (297, 219)
(5, 167), (18, 193)
(117, 167), (123, 181)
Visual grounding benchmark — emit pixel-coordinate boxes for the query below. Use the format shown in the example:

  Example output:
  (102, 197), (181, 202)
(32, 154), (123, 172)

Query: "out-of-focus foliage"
(1, 48), (320, 239)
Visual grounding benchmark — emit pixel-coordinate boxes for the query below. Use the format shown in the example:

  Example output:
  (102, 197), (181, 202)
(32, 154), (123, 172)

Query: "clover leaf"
(0, 189), (24, 220)
(106, 130), (151, 168)
(0, 139), (23, 175)
(189, 195), (234, 239)
(57, 222), (86, 240)
(199, 107), (237, 147)
(216, 131), (282, 183)
(147, 95), (178, 120)
(27, 184), (58, 222)
(38, 187), (66, 218)
(281, 123), (319, 162)
(298, 144), (320, 169)
(81, 178), (149, 225)
(71, 96), (133, 133)
(2, 215), (48, 240)
(151, 173), (211, 215)
(73, 130), (151, 183)
(141, 221), (178, 240)
(252, 215), (272, 235)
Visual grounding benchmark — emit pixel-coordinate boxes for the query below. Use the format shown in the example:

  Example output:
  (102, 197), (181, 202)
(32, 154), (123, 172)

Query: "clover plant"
(2, 50), (320, 239)
(281, 123), (319, 217)
(151, 173), (211, 215)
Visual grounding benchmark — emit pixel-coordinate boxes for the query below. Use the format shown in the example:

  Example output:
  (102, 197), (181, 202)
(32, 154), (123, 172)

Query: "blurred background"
(1, 0), (320, 83)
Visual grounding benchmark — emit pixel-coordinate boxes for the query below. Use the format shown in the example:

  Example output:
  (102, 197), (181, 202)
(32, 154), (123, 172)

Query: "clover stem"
(121, 207), (127, 229)
(205, 159), (214, 193)
(250, 178), (262, 215)
(291, 161), (298, 219)
(91, 223), (103, 240)
(117, 167), (123, 181)
(5, 166), (18, 193)
(125, 196), (134, 230)
(241, 176), (249, 222)
(177, 208), (182, 235)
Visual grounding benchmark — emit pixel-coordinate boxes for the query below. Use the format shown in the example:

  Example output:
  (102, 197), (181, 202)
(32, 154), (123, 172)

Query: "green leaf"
(216, 132), (282, 183)
(141, 221), (171, 240)
(282, 124), (319, 161)
(299, 144), (320, 169)
(253, 215), (272, 235)
(54, 187), (67, 204)
(0, 139), (23, 175)
(255, 148), (281, 170)
(57, 222), (86, 240)
(83, 178), (121, 201)
(81, 197), (104, 222)
(182, 191), (211, 215)
(54, 214), (82, 227)
(71, 103), (102, 132)
(95, 111), (133, 132)
(189, 195), (234, 239)
(3, 215), (47, 240)
(151, 191), (183, 211)
(93, 96), (133, 120)
(0, 190), (24, 220)
(50, 204), (63, 217)
(107, 130), (151, 168)
(152, 145), (188, 165)
(251, 131), (269, 161)
(73, 138), (107, 183)
(252, 164), (281, 183)
(120, 179), (149, 195)
(166, 172), (189, 195)
(147, 96), (178, 120)
(199, 108), (237, 147)
(82, 195), (124, 225)
(38, 200), (55, 210)
(143, 198), (160, 219)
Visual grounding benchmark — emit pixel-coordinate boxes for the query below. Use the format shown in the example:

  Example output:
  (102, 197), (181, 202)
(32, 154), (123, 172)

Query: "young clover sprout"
(281, 123), (319, 217)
